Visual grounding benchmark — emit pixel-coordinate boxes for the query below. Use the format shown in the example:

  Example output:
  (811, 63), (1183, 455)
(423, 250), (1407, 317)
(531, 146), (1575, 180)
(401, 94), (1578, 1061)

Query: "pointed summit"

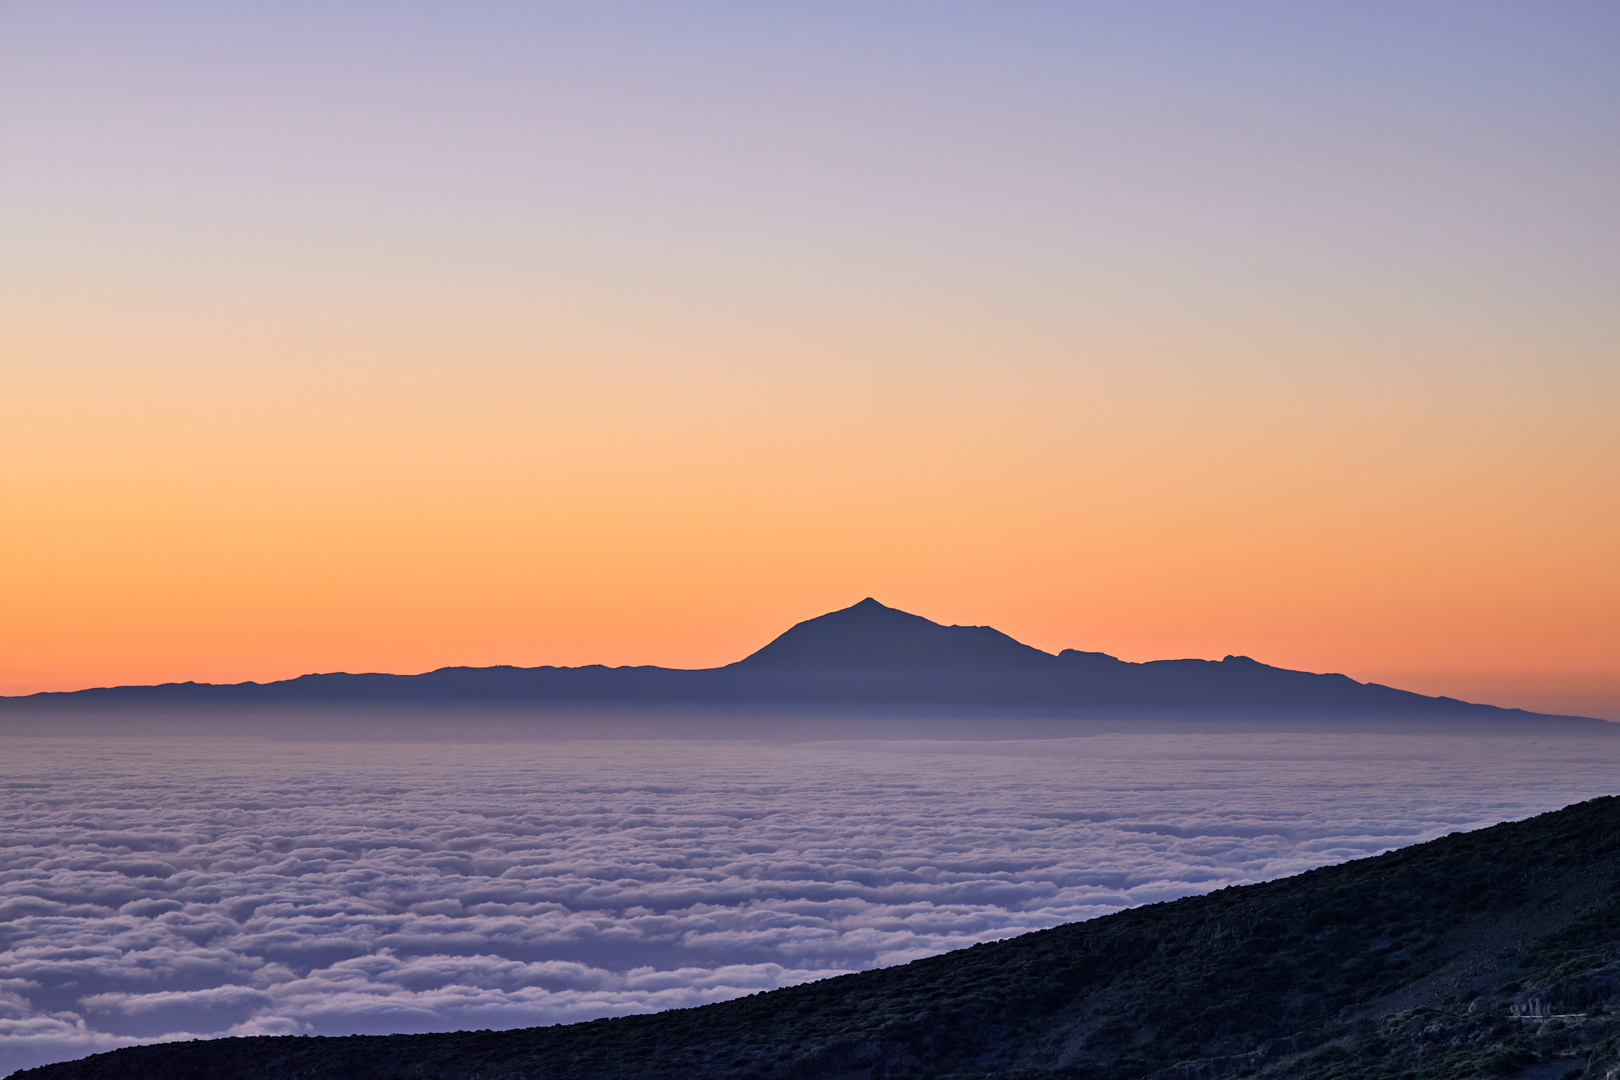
(7, 601), (1596, 723)
(733, 599), (1057, 670)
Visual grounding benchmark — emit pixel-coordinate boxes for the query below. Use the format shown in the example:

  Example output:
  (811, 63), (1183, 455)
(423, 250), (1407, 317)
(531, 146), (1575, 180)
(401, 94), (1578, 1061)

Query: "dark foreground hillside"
(19, 798), (1620, 1080)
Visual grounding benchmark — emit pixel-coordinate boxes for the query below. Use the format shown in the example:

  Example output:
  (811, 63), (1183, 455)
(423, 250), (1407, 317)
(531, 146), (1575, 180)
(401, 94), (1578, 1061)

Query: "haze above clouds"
(3, 728), (1619, 1074)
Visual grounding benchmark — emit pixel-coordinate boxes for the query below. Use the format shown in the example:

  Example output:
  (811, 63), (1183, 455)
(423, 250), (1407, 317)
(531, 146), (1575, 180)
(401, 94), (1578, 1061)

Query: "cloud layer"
(2, 728), (1617, 1074)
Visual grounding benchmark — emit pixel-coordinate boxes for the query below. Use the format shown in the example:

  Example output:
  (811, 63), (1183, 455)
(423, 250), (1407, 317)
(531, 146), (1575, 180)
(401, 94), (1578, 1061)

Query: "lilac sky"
(3, 2), (1617, 708)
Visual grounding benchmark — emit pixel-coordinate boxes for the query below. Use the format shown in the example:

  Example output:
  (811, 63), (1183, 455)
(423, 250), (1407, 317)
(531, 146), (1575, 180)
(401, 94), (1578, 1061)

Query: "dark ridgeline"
(21, 796), (1620, 1079)
(0, 598), (1599, 721)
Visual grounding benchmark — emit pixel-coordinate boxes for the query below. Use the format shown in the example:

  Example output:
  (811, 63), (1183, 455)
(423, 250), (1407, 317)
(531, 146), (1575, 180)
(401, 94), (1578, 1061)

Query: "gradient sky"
(3, 2), (1617, 715)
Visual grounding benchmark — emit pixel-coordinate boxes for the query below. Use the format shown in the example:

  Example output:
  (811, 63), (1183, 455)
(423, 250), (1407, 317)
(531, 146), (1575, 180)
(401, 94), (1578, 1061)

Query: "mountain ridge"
(2, 599), (1602, 723)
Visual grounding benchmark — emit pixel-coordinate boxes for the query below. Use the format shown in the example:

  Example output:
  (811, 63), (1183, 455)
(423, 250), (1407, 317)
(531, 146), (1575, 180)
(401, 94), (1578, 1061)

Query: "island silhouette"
(3, 598), (1602, 723)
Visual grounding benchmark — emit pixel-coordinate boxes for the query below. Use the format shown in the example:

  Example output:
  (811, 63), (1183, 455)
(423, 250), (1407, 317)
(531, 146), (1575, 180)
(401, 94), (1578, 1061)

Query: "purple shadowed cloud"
(2, 729), (1618, 1074)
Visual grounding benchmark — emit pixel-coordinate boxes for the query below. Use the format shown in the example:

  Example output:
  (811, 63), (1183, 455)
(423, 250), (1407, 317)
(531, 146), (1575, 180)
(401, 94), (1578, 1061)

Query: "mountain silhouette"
(0, 599), (1602, 723)
(736, 598), (1056, 670)
(23, 795), (1620, 1079)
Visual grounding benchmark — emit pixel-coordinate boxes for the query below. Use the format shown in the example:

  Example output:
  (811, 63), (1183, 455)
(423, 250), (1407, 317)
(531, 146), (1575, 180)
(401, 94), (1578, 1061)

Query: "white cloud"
(0, 727), (1616, 1074)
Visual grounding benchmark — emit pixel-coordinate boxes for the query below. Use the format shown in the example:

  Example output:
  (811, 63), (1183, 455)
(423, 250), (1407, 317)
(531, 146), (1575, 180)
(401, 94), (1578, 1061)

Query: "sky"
(2, 2), (1617, 715)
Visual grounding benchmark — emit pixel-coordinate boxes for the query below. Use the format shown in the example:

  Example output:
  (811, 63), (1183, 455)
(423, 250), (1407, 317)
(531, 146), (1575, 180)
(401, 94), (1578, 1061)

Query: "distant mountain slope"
(1, 599), (1598, 722)
(736, 597), (1057, 670)
(22, 796), (1620, 1080)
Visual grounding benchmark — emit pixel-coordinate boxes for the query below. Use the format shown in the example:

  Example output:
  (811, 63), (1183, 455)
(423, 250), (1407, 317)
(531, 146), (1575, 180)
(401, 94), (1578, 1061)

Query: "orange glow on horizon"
(3, 299), (1615, 715)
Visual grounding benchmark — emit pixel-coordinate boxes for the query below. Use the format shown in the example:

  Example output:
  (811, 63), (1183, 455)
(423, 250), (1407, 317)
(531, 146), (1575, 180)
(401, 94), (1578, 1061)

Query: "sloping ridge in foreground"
(20, 798), (1620, 1079)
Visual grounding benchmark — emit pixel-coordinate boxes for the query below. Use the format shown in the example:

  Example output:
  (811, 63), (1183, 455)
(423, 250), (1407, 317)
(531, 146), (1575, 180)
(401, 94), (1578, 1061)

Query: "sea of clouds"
(2, 726), (1618, 1074)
